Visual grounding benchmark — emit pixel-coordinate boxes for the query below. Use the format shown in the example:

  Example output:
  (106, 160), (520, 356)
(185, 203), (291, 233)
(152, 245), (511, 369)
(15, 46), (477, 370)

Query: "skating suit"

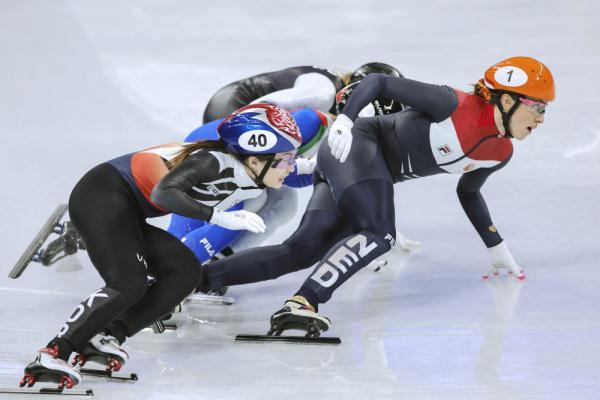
(168, 108), (331, 264)
(203, 66), (344, 122)
(107, 145), (263, 221)
(320, 73), (514, 247)
(203, 74), (515, 306)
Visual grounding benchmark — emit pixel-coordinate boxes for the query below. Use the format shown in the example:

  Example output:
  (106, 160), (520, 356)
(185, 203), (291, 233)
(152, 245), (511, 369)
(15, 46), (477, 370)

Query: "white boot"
(73, 333), (128, 372)
(21, 345), (82, 389)
(270, 296), (331, 335)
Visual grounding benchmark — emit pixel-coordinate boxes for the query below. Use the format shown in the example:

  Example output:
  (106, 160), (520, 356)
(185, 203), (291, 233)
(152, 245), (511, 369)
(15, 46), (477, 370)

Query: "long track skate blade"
(0, 387), (94, 396)
(186, 294), (235, 305)
(235, 334), (341, 345)
(80, 368), (138, 382)
(9, 204), (68, 279)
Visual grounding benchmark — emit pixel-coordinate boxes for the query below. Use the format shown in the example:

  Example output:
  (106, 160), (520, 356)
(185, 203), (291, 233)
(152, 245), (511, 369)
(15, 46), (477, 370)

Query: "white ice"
(1, 1), (599, 399)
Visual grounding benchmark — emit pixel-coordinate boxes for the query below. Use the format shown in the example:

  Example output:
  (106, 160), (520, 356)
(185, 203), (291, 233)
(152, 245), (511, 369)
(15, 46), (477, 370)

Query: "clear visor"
(271, 151), (298, 170)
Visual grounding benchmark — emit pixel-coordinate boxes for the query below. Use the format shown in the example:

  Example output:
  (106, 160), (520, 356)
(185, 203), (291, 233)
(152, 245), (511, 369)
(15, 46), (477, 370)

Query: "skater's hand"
(295, 155), (317, 175)
(484, 241), (525, 280)
(396, 231), (422, 252)
(328, 114), (353, 163)
(210, 209), (266, 233)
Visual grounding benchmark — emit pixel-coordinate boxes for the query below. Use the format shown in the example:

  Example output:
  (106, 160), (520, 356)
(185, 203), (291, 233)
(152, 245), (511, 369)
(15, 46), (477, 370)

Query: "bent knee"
(111, 279), (148, 305)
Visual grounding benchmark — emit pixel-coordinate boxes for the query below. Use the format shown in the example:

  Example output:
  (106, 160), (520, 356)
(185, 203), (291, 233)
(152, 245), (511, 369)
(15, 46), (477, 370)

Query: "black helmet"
(350, 62), (403, 84)
(335, 82), (405, 116)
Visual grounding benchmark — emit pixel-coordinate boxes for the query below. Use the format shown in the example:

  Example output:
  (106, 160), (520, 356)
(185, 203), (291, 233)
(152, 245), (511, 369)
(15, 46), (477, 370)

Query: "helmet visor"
(519, 97), (547, 115)
(270, 151), (298, 170)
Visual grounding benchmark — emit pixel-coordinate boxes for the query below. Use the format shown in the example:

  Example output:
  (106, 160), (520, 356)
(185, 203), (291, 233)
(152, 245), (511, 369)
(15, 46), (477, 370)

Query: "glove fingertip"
(340, 151), (348, 163)
(335, 146), (343, 160)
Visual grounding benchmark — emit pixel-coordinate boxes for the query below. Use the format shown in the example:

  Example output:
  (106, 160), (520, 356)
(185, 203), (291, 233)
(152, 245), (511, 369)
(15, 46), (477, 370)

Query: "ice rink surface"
(1, 1), (599, 399)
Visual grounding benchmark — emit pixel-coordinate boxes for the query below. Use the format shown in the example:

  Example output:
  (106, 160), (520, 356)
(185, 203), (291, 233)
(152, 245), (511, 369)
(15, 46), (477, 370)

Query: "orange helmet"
(483, 56), (555, 102)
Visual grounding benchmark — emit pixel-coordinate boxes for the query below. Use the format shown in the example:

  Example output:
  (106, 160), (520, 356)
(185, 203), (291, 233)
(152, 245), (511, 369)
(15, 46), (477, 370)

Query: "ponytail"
(167, 139), (226, 169)
(473, 79), (493, 102)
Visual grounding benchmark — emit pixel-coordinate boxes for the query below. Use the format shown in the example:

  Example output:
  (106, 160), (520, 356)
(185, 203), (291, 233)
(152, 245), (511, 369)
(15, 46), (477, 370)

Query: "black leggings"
(202, 83), (254, 123)
(202, 77), (273, 123)
(54, 164), (202, 354)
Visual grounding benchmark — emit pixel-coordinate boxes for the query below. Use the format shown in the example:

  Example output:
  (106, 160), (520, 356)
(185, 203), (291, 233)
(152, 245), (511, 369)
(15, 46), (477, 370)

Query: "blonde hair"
(340, 71), (353, 86)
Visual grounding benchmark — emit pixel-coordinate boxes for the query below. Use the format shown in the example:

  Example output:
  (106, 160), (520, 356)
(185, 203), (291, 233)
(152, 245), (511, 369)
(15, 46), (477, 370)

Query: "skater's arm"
(341, 74), (458, 122)
(152, 152), (222, 221)
(456, 156), (511, 248)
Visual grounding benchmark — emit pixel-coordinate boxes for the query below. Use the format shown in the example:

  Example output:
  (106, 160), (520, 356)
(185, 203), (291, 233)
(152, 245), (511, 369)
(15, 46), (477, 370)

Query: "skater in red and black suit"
(198, 56), (555, 335)
(20, 103), (302, 389)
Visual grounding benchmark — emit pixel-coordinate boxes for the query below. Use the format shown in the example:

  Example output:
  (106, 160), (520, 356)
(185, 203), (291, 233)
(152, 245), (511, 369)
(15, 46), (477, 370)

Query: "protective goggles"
(520, 97), (547, 115)
(270, 151), (298, 170)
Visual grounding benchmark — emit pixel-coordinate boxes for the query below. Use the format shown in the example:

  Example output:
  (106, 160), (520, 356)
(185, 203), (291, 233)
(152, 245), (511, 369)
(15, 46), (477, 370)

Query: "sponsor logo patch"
(207, 184), (220, 196)
(437, 144), (453, 156)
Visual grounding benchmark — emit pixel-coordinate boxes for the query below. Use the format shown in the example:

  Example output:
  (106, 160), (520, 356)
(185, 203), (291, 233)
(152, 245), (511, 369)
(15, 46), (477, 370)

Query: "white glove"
(328, 114), (354, 163)
(396, 231), (422, 252)
(484, 241), (525, 280)
(295, 155), (317, 175)
(210, 209), (266, 234)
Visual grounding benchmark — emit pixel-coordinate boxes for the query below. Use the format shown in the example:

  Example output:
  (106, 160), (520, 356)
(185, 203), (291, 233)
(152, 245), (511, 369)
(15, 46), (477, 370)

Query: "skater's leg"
(23, 164), (150, 386)
(166, 214), (207, 240)
(181, 223), (243, 264)
(295, 179), (396, 307)
(293, 128), (396, 308)
(204, 180), (352, 289)
(105, 224), (202, 339)
(179, 202), (244, 264)
(50, 165), (150, 357)
(202, 82), (240, 123)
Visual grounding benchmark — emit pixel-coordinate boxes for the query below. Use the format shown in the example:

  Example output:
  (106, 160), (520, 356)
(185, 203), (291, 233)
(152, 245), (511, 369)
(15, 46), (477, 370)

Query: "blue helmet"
(217, 103), (302, 155)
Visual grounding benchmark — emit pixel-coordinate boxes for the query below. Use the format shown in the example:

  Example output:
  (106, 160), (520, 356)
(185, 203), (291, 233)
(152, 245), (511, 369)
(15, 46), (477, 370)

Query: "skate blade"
(235, 334), (341, 345)
(80, 368), (138, 382)
(9, 204), (68, 279)
(148, 320), (177, 334)
(0, 387), (93, 397)
(186, 294), (235, 305)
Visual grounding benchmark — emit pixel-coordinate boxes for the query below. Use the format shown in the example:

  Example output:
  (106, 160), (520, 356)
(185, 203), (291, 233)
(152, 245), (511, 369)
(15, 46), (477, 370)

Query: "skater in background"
(199, 56), (555, 335)
(201, 62), (402, 122)
(20, 103), (302, 389)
